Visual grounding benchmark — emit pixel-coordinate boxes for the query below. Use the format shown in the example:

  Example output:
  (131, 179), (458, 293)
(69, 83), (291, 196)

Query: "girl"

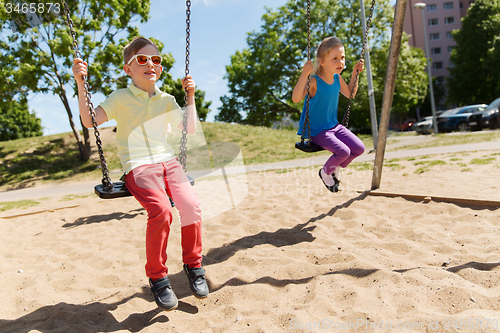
(292, 36), (365, 193)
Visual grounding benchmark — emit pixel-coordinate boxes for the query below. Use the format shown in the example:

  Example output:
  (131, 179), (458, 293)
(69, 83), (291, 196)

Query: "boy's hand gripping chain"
(179, 0), (191, 172)
(63, 0), (113, 191)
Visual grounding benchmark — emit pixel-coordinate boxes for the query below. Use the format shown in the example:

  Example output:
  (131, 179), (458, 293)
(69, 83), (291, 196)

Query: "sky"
(21, 0), (291, 135)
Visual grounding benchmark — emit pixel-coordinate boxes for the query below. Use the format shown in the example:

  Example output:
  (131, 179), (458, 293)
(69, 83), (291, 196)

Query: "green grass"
(414, 160), (446, 166)
(1, 122), (499, 189)
(0, 199), (41, 212)
(470, 157), (496, 165)
(393, 132), (500, 151)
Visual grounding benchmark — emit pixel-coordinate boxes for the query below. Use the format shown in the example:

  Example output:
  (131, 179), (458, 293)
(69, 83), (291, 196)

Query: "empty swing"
(62, 0), (195, 200)
(295, 0), (376, 153)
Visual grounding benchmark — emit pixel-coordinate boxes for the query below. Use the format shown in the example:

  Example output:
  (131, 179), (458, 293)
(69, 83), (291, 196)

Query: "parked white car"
(413, 116), (434, 135)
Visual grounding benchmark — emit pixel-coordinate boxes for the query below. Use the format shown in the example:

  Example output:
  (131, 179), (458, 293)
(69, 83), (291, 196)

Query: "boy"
(72, 36), (208, 311)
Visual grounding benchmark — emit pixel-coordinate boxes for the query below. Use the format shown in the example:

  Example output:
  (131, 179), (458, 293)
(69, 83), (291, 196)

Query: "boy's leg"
(163, 158), (208, 299)
(334, 125), (365, 168)
(124, 164), (173, 281)
(162, 158), (203, 268)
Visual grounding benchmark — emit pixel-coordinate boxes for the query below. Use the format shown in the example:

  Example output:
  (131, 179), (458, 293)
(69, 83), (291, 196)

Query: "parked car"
(437, 104), (487, 132)
(467, 97), (500, 131)
(414, 116), (434, 134)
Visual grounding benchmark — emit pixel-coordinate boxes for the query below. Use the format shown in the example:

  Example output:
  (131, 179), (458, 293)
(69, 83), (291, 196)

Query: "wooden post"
(371, 0), (408, 190)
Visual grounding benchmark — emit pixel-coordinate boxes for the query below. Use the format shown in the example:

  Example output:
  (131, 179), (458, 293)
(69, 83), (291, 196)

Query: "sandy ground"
(0, 148), (499, 333)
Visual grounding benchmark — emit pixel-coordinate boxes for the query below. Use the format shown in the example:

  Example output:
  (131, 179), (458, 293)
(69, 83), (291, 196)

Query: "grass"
(0, 122), (499, 190)
(393, 132), (500, 151)
(470, 157), (496, 165)
(0, 199), (41, 212)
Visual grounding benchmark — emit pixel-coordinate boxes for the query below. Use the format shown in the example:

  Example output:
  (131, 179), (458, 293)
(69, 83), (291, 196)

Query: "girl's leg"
(334, 125), (365, 168)
(311, 126), (351, 175)
(162, 158), (203, 269)
(124, 164), (173, 281)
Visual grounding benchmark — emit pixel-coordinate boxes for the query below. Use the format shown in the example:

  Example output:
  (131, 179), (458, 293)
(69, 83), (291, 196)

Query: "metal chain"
(342, 0), (376, 127)
(179, 0), (191, 172)
(63, 0), (113, 191)
(302, 0), (312, 144)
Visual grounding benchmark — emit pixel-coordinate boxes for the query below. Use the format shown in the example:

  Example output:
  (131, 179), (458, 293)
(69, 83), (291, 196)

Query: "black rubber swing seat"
(95, 176), (195, 204)
(295, 141), (325, 153)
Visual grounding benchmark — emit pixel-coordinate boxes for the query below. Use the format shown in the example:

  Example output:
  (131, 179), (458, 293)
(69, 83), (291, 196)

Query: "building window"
(444, 2), (454, 9)
(448, 45), (456, 53)
(436, 76), (445, 84)
(460, 2), (463, 9)
(429, 18), (439, 26)
(430, 33), (440, 40)
(446, 31), (453, 39)
(431, 47), (441, 55)
(433, 62), (443, 69)
(427, 4), (438, 11)
(445, 17), (455, 24)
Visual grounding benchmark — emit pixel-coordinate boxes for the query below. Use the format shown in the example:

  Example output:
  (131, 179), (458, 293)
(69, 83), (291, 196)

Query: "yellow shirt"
(99, 83), (183, 175)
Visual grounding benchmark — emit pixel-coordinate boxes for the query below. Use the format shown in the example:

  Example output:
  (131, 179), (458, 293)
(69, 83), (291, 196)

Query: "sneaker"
(149, 276), (178, 311)
(318, 168), (339, 193)
(183, 264), (209, 299)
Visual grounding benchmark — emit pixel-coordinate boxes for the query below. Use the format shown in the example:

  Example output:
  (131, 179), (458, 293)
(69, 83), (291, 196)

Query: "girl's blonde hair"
(312, 36), (343, 75)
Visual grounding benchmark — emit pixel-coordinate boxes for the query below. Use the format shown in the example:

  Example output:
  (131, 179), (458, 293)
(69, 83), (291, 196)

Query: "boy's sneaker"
(183, 264), (209, 299)
(149, 276), (178, 311)
(318, 168), (339, 193)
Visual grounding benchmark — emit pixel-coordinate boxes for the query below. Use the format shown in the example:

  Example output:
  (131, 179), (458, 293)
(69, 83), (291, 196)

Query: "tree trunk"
(59, 86), (89, 161)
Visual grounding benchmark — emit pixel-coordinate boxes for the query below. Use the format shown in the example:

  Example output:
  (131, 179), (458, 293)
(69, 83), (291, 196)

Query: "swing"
(295, 0), (376, 153)
(62, 0), (195, 200)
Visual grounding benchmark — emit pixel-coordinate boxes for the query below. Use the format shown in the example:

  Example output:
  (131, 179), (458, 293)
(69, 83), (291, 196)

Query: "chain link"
(62, 0), (113, 191)
(179, 0), (191, 172)
(302, 0), (312, 144)
(342, 0), (376, 127)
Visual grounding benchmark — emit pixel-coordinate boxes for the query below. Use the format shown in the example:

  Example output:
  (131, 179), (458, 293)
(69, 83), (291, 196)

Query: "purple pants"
(311, 124), (365, 175)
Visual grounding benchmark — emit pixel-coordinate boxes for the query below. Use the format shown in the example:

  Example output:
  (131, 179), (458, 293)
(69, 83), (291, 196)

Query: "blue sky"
(24, 0), (290, 135)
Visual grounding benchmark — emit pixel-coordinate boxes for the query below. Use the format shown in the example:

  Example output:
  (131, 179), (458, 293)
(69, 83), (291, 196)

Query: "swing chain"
(63, 0), (113, 191)
(342, 0), (376, 128)
(179, 0), (191, 172)
(302, 0), (312, 144)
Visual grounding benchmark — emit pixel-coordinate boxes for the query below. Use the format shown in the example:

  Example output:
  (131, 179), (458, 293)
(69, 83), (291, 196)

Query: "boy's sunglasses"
(127, 54), (162, 66)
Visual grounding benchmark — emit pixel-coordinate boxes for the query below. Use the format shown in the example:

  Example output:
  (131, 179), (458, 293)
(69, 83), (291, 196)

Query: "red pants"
(124, 158), (202, 280)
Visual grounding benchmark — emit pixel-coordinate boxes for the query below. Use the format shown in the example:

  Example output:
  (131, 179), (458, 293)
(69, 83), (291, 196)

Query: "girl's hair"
(123, 36), (160, 65)
(312, 36), (343, 75)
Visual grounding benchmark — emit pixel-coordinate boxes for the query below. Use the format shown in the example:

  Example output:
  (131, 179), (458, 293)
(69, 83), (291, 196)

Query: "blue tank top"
(297, 74), (340, 138)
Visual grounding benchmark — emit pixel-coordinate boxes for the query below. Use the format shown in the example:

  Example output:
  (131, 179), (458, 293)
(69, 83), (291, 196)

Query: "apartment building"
(402, 0), (476, 108)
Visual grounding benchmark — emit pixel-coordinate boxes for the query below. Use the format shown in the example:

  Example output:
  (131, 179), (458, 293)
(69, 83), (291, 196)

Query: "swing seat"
(94, 176), (195, 205)
(295, 141), (325, 153)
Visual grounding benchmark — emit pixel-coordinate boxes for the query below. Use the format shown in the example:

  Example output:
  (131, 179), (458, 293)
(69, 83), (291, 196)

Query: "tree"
(447, 0), (500, 105)
(370, 33), (428, 124)
(216, 0), (428, 129)
(0, 36), (43, 141)
(0, 97), (43, 141)
(0, 1), (211, 161)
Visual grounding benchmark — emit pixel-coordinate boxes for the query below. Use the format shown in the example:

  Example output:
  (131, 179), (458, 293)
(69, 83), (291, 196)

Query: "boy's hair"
(313, 36), (343, 75)
(123, 36), (160, 65)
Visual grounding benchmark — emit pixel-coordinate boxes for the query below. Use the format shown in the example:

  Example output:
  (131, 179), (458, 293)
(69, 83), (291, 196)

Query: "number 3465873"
(3, 2), (61, 14)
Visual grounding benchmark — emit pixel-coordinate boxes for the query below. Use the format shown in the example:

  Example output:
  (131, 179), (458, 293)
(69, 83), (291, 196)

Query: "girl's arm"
(292, 60), (317, 103)
(340, 59), (364, 98)
(178, 75), (197, 134)
(72, 58), (108, 128)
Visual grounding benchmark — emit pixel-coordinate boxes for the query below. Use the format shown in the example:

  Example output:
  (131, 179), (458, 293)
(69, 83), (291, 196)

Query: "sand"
(0, 148), (499, 333)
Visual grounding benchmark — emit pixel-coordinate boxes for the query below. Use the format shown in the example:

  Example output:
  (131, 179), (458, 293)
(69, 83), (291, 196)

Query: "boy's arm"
(72, 58), (108, 128)
(292, 60), (316, 103)
(178, 75), (197, 134)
